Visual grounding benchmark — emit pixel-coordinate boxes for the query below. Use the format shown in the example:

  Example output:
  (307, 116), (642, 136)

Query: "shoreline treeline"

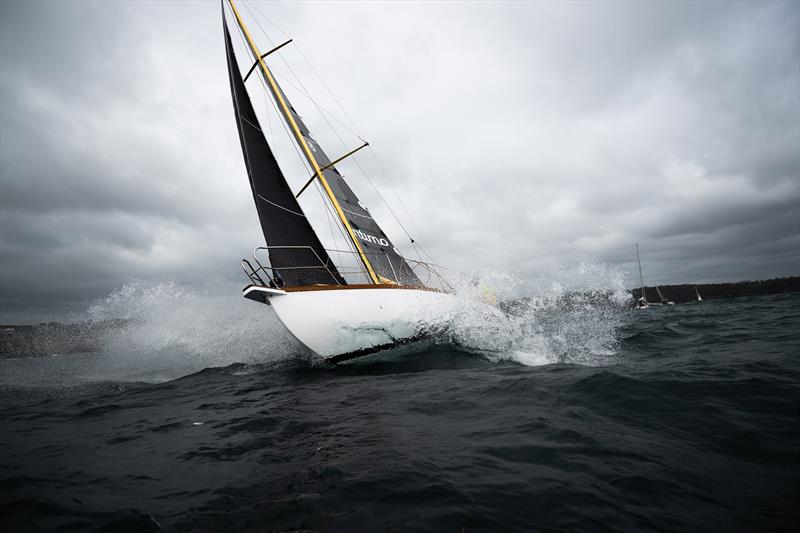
(632, 276), (800, 304)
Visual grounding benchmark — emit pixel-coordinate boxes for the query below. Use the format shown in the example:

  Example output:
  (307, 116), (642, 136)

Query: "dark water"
(1, 293), (799, 532)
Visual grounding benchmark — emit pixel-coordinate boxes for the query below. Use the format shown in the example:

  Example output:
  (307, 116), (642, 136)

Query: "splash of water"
(442, 259), (630, 367)
(81, 281), (302, 380)
(84, 259), (630, 373)
(4, 258), (629, 384)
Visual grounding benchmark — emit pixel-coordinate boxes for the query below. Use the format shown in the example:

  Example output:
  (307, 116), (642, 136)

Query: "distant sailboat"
(634, 244), (673, 308)
(695, 286), (703, 302)
(655, 286), (675, 306)
(635, 243), (649, 309)
(221, 0), (503, 362)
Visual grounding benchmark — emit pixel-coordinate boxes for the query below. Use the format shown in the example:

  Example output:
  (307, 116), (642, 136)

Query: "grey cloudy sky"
(1, 0), (798, 321)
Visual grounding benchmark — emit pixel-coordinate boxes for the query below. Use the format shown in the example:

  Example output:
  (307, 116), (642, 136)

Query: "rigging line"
(234, 15), (322, 191)
(248, 24), (418, 257)
(262, 76), (274, 146)
(352, 140), (441, 264)
(232, 14), (311, 176)
(360, 148), (440, 265)
(234, 0), (380, 284)
(233, 6), (366, 282)
(230, 3), (346, 278)
(243, 0), (370, 173)
(242, 1), (366, 142)
(241, 2), (410, 240)
(246, 1), (360, 134)
(411, 241), (423, 262)
(319, 181), (360, 258)
(233, 7), (357, 268)
(237, 7), (275, 146)
(241, 2), (341, 130)
(224, 4), (312, 248)
(242, 6), (375, 182)
(350, 155), (415, 235)
(310, 165), (354, 252)
(366, 145), (424, 238)
(353, 142), (440, 265)
(320, 182), (345, 270)
(268, 71), (366, 142)
(233, 2), (362, 277)
(242, 2), (401, 272)
(243, 38), (365, 139)
(243, 1), (427, 246)
(224, 5), (265, 240)
(314, 179), (360, 277)
(245, 0), (431, 261)
(335, 140), (431, 263)
(259, 68), (366, 142)
(241, 2), (426, 273)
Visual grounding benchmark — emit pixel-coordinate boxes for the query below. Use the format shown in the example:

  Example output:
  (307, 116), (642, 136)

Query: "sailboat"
(634, 243), (649, 309)
(221, 1), (492, 362)
(695, 286), (703, 302)
(634, 244), (672, 307)
(655, 286), (675, 306)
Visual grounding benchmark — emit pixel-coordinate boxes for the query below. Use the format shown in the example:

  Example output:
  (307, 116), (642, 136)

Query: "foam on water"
(84, 260), (629, 374)
(443, 259), (630, 367)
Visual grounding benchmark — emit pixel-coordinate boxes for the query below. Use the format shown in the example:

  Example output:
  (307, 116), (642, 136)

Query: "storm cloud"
(1, 0), (798, 321)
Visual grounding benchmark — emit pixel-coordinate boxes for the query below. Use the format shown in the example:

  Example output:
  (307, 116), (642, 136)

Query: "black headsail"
(225, 0), (420, 286)
(224, 20), (344, 286)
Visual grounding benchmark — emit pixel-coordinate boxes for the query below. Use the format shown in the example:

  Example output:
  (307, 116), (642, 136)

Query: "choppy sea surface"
(1, 288), (798, 532)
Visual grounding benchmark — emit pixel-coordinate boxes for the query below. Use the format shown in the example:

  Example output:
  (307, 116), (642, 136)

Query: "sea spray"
(82, 281), (303, 380)
(2, 259), (632, 381)
(443, 259), (631, 366)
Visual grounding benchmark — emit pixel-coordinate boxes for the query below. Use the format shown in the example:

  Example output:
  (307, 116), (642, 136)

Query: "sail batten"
(224, 16), (344, 287)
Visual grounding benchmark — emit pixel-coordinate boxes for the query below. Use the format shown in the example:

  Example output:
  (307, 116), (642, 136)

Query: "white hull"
(244, 286), (461, 361)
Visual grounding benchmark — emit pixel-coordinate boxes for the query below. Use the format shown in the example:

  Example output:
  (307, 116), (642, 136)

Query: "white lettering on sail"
(353, 228), (388, 247)
(305, 136), (317, 153)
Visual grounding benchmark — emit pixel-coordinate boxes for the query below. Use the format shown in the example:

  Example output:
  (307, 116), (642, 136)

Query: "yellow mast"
(226, 0), (380, 285)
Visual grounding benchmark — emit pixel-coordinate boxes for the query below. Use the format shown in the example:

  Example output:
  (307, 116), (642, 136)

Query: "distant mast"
(636, 243), (646, 302)
(656, 286), (666, 304)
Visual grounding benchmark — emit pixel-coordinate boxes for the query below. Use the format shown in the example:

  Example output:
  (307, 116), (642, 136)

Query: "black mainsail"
(226, 0), (421, 286)
(224, 20), (344, 287)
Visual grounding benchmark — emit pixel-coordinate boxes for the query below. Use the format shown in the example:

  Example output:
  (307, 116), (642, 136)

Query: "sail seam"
(239, 114), (264, 133)
(256, 193), (305, 217)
